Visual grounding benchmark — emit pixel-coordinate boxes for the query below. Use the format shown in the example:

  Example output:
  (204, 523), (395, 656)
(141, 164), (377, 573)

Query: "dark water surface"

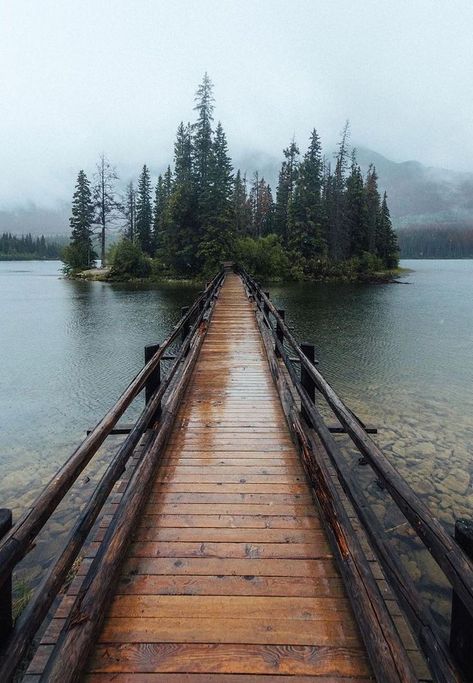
(1, 259), (472, 623)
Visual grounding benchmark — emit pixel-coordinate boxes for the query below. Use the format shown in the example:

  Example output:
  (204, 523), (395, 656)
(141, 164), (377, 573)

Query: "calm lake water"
(0, 259), (472, 625)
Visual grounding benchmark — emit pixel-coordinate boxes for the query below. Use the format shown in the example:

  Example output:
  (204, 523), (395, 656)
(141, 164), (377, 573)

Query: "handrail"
(40, 271), (222, 683)
(239, 265), (468, 681)
(0, 269), (224, 681)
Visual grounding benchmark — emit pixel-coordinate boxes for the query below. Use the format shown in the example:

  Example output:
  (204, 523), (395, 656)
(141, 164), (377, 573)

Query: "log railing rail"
(0, 269), (224, 682)
(239, 265), (472, 683)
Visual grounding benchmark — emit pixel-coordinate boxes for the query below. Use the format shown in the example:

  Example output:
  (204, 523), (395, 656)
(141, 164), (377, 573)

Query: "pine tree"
(135, 164), (153, 255)
(377, 192), (399, 267)
(274, 140), (299, 245)
(65, 170), (96, 269)
(92, 154), (121, 267)
(289, 129), (326, 262)
(232, 170), (251, 235)
(345, 152), (369, 257)
(250, 173), (274, 238)
(153, 174), (169, 255)
(123, 181), (136, 241)
(328, 121), (350, 260)
(192, 73), (215, 192)
(198, 122), (234, 271)
(364, 164), (381, 254)
(167, 122), (199, 274)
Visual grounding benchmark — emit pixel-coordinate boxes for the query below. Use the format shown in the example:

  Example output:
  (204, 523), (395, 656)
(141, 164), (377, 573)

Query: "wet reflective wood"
(29, 273), (371, 681)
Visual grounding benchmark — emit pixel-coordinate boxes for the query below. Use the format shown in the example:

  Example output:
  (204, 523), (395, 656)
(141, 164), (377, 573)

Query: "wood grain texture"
(29, 273), (371, 681)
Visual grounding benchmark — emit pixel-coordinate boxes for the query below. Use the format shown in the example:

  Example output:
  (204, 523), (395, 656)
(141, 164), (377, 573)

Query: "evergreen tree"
(192, 73), (215, 192)
(289, 129), (326, 261)
(135, 164), (153, 255)
(328, 121), (350, 260)
(123, 181), (136, 242)
(250, 173), (274, 238)
(377, 192), (399, 267)
(64, 170), (96, 269)
(232, 170), (251, 235)
(274, 140), (299, 245)
(345, 152), (369, 257)
(364, 164), (381, 254)
(198, 122), (234, 271)
(92, 154), (121, 267)
(167, 122), (199, 274)
(153, 174), (168, 255)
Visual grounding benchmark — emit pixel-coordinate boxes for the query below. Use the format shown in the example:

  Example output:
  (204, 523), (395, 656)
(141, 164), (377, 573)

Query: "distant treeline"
(0, 233), (66, 260)
(64, 74), (399, 280)
(397, 223), (473, 258)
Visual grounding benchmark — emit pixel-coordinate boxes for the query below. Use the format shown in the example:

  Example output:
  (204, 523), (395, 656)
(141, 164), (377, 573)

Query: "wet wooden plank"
(31, 273), (372, 681)
(86, 643), (371, 677)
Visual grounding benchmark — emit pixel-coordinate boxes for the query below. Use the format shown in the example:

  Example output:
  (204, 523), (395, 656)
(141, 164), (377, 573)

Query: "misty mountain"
(355, 147), (473, 228)
(0, 203), (70, 237)
(2, 150), (473, 236)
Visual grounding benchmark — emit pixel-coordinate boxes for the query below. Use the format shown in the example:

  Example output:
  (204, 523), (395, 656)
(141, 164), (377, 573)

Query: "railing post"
(276, 309), (285, 357)
(450, 518), (473, 680)
(300, 342), (316, 426)
(181, 306), (190, 345)
(144, 343), (161, 419)
(0, 509), (13, 643)
(263, 292), (270, 322)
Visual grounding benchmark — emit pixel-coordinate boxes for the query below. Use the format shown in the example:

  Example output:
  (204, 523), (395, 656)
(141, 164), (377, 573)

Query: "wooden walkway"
(15, 271), (469, 682)
(82, 274), (372, 680)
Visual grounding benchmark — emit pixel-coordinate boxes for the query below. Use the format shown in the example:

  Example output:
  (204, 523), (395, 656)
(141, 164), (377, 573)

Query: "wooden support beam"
(450, 519), (473, 681)
(144, 344), (161, 422)
(254, 310), (417, 683)
(180, 306), (190, 345)
(40, 299), (218, 683)
(275, 309), (285, 357)
(0, 510), (12, 645)
(301, 342), (315, 426)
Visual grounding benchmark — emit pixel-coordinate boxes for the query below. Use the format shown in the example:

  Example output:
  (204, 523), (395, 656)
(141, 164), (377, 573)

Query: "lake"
(0, 259), (472, 624)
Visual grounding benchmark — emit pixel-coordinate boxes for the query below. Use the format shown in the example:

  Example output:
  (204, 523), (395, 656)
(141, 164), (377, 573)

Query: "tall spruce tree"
(153, 173), (171, 256)
(364, 164), (381, 254)
(345, 152), (369, 257)
(92, 154), (121, 267)
(232, 170), (251, 235)
(123, 181), (136, 241)
(289, 129), (326, 262)
(66, 170), (96, 269)
(167, 122), (199, 274)
(192, 73), (215, 193)
(135, 164), (153, 255)
(377, 192), (399, 267)
(274, 140), (299, 245)
(198, 121), (234, 271)
(250, 173), (274, 238)
(328, 121), (350, 260)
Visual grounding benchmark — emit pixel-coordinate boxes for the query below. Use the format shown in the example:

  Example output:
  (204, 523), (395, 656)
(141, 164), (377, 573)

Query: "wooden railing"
(240, 266), (473, 683)
(0, 269), (224, 682)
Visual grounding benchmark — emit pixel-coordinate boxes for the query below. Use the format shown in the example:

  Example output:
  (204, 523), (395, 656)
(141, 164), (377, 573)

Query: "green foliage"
(136, 165), (153, 255)
(64, 169), (96, 272)
(109, 239), (151, 279)
(235, 234), (289, 280)
(61, 242), (95, 274)
(0, 233), (65, 260)
(66, 76), (398, 282)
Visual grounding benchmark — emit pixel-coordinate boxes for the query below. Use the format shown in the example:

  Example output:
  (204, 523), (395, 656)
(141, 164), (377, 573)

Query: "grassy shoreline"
(71, 265), (410, 285)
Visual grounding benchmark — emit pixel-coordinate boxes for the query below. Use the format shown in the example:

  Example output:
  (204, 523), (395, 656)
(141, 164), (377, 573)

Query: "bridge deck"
(84, 273), (372, 681)
(28, 273), (372, 680)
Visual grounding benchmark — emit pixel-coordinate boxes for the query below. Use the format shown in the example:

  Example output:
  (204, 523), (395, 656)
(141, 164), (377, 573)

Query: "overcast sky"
(2, 0), (473, 208)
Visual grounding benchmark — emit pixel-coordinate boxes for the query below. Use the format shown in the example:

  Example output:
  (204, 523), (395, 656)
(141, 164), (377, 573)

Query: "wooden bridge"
(1, 268), (473, 682)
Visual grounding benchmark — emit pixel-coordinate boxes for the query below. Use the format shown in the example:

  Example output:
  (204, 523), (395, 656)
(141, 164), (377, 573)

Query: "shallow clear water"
(266, 260), (473, 527)
(0, 261), (200, 587)
(0, 259), (472, 623)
